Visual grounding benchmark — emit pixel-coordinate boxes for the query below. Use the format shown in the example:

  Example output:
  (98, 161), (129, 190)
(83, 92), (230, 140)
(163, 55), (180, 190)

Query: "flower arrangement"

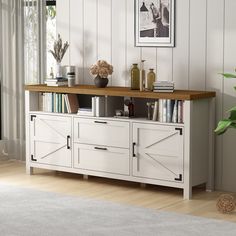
(49, 34), (69, 63)
(90, 60), (113, 78)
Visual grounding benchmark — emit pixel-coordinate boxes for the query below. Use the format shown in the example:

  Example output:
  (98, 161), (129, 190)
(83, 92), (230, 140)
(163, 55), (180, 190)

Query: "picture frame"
(135, 0), (175, 47)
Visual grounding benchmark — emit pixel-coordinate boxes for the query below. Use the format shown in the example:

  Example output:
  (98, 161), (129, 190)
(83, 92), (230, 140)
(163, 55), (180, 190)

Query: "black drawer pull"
(94, 121), (107, 124)
(94, 147), (108, 151)
(67, 135), (71, 149)
(132, 142), (136, 157)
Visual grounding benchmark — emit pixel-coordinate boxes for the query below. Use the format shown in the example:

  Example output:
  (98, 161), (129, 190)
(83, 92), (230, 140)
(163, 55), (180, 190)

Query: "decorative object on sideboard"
(49, 34), (69, 78)
(216, 194), (235, 214)
(67, 72), (75, 87)
(135, 0), (175, 47)
(146, 68), (156, 91)
(90, 60), (113, 88)
(131, 63), (140, 90)
(140, 60), (146, 91)
(153, 80), (174, 92)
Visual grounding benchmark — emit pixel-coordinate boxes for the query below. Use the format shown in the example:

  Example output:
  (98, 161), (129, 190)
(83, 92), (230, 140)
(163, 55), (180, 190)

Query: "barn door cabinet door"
(29, 114), (72, 167)
(132, 123), (184, 182)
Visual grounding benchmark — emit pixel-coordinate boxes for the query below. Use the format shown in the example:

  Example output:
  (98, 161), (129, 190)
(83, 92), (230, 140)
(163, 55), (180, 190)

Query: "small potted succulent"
(90, 60), (113, 88)
(215, 70), (236, 135)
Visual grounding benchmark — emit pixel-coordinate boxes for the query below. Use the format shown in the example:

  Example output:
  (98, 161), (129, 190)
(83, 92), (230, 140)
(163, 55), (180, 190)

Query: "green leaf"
(234, 86), (236, 91)
(220, 73), (236, 78)
(229, 106), (236, 112)
(229, 110), (236, 120)
(215, 119), (233, 135)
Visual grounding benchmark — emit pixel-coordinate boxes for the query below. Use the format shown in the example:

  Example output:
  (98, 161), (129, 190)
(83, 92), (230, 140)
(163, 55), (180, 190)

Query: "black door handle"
(94, 121), (107, 124)
(132, 142), (136, 157)
(67, 135), (71, 149)
(94, 147), (108, 151)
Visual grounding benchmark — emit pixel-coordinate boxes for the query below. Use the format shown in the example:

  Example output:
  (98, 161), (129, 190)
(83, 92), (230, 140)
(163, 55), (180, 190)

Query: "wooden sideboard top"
(25, 84), (216, 100)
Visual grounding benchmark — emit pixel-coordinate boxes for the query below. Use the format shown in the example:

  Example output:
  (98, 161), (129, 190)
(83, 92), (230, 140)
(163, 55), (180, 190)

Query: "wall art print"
(135, 0), (175, 47)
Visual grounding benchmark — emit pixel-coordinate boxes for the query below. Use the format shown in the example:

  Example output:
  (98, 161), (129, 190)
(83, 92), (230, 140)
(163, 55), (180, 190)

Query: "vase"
(130, 63), (140, 90)
(146, 68), (156, 91)
(56, 62), (63, 79)
(94, 75), (108, 88)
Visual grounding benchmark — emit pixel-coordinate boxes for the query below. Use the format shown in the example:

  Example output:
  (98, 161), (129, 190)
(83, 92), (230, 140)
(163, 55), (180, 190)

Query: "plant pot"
(94, 75), (108, 88)
(56, 62), (63, 79)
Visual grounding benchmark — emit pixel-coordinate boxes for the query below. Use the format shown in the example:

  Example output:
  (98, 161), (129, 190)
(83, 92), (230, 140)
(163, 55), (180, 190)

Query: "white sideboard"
(25, 85), (216, 199)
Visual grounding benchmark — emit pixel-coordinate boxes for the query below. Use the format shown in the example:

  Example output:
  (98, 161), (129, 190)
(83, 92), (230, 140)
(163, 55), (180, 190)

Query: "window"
(24, 0), (56, 84)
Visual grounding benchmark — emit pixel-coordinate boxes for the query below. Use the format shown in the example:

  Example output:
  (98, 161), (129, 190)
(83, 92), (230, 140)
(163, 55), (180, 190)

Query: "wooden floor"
(1, 160), (236, 223)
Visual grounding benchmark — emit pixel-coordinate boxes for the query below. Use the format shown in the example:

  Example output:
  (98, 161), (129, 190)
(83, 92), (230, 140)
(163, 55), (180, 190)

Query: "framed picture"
(135, 0), (175, 47)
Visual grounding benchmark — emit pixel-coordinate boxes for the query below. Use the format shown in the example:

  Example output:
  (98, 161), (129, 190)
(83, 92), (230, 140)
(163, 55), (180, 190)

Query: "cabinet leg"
(183, 187), (192, 200)
(26, 166), (33, 175)
(83, 175), (89, 180)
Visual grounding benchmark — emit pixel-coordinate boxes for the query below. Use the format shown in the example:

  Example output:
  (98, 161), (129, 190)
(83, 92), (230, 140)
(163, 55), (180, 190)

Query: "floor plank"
(1, 160), (236, 222)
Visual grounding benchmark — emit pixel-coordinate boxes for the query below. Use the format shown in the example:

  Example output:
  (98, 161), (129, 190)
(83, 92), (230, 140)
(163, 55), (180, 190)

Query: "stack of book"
(153, 81), (174, 92)
(45, 78), (68, 87)
(77, 96), (105, 117)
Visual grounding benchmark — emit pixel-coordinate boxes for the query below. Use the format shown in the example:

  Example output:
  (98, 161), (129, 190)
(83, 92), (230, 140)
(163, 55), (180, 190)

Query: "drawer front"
(73, 118), (129, 148)
(73, 143), (129, 175)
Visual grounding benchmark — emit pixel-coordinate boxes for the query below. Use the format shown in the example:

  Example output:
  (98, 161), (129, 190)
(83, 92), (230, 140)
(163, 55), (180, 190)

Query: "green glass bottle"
(131, 64), (140, 90)
(147, 68), (156, 91)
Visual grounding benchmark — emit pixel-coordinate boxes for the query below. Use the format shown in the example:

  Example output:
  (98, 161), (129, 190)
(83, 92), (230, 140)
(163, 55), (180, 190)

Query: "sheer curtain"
(0, 0), (25, 160)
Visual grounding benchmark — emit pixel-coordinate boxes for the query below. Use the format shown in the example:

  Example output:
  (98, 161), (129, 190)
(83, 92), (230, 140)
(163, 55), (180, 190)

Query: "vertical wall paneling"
(126, 0), (141, 87)
(56, 0), (70, 65)
(83, 0), (98, 85)
(172, 0), (189, 89)
(141, 47), (157, 87)
(206, 0), (224, 189)
(97, 0), (112, 86)
(70, 0), (84, 84)
(188, 0), (207, 90)
(111, 0), (126, 86)
(59, 0), (236, 192)
(156, 48), (173, 82)
(221, 0), (236, 192)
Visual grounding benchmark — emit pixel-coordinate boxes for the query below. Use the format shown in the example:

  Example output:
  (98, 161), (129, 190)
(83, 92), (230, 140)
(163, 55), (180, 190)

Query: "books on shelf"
(39, 92), (78, 114)
(45, 78), (68, 87)
(151, 99), (184, 124)
(77, 96), (105, 117)
(153, 81), (174, 92)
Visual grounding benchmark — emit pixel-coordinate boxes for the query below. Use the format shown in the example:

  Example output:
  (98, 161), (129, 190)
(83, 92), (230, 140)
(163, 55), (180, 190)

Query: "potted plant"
(49, 34), (69, 78)
(215, 70), (236, 135)
(90, 60), (113, 88)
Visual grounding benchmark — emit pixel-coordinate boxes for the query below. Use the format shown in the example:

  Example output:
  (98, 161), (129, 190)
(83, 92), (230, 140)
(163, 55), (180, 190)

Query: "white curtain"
(0, 0), (25, 160)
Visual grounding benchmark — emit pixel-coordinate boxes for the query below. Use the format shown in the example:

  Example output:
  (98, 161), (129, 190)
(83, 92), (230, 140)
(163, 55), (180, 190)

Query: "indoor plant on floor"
(215, 71), (236, 135)
(215, 69), (236, 214)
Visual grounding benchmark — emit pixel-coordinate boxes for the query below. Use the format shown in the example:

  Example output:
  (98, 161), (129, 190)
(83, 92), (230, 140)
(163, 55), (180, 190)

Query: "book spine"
(62, 94), (65, 113)
(152, 101), (158, 121)
(64, 94), (70, 113)
(59, 94), (62, 113)
(162, 99), (167, 123)
(158, 99), (163, 122)
(38, 93), (44, 111)
(166, 99), (172, 123)
(172, 100), (178, 123)
(177, 100), (184, 123)
(92, 97), (96, 116)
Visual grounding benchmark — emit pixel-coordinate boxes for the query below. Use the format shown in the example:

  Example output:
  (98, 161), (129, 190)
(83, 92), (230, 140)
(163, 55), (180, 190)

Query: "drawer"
(73, 118), (129, 148)
(73, 143), (129, 175)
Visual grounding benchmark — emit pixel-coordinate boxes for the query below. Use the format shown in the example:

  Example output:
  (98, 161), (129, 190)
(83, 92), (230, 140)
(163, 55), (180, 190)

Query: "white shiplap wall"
(57, 0), (236, 192)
